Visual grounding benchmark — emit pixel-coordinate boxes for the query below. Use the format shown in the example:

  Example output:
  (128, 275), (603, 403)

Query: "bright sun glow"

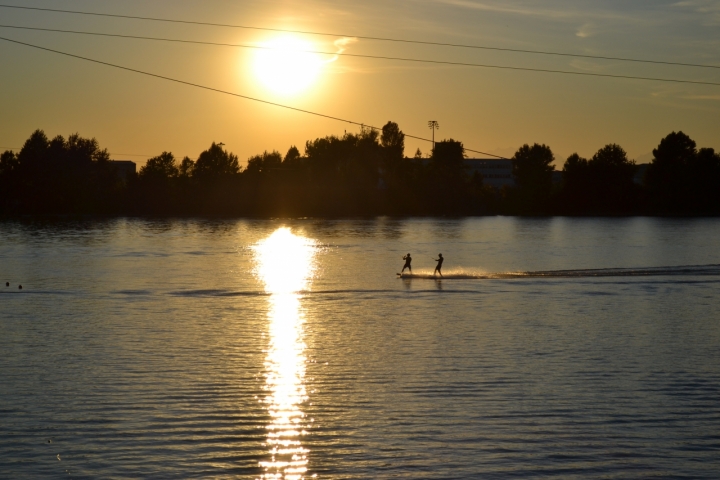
(254, 228), (318, 480)
(253, 37), (326, 96)
(254, 227), (317, 295)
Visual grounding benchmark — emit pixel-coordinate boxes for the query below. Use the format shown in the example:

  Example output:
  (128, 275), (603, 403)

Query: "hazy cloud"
(682, 94), (720, 100)
(568, 59), (615, 72)
(673, 0), (720, 24)
(576, 23), (597, 37)
(323, 37), (358, 66)
(333, 37), (358, 54)
(438, 0), (573, 18)
(437, 0), (645, 21)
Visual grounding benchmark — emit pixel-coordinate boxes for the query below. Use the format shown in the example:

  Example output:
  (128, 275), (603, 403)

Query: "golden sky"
(0, 0), (718, 166)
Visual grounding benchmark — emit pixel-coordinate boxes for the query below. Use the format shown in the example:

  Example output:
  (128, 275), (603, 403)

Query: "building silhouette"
(111, 160), (136, 182)
(465, 159), (514, 188)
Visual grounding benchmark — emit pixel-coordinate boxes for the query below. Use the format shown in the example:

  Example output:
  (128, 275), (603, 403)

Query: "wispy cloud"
(333, 37), (358, 54)
(568, 59), (615, 72)
(437, 0), (645, 22)
(682, 94), (720, 100)
(438, 0), (573, 18)
(323, 37), (358, 65)
(576, 23), (597, 38)
(673, 0), (720, 25)
(646, 87), (720, 111)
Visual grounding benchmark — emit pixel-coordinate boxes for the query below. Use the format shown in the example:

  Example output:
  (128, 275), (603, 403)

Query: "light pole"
(427, 120), (439, 152)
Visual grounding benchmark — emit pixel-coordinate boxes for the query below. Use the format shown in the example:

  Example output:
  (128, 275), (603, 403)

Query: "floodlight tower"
(427, 120), (439, 152)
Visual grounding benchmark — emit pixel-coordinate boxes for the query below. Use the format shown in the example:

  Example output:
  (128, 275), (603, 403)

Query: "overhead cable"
(0, 3), (718, 70)
(0, 35), (506, 159)
(0, 26), (717, 87)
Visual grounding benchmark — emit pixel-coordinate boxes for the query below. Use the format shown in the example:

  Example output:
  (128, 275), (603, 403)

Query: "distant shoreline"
(3, 128), (718, 217)
(4, 213), (720, 221)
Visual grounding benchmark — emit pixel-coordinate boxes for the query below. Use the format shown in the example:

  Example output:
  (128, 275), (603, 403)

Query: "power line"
(0, 35), (506, 159)
(0, 3), (718, 71)
(1, 25), (718, 87)
(110, 153), (156, 157)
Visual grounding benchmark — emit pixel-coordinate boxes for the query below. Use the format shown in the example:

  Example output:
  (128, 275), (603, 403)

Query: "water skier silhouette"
(433, 253), (444, 277)
(401, 253), (412, 274)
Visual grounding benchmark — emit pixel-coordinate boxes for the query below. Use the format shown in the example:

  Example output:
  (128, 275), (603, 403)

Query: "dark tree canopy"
(511, 143), (555, 212)
(512, 144), (554, 189)
(2, 130), (118, 214)
(562, 144), (637, 214)
(688, 148), (720, 211)
(432, 139), (465, 167)
(246, 151), (283, 175)
(283, 146), (301, 165)
(652, 131), (696, 167)
(645, 131), (701, 212)
(427, 139), (470, 212)
(136, 152), (179, 213)
(139, 152), (178, 180)
(0, 150), (18, 176)
(381, 121), (405, 162)
(193, 143), (240, 180)
(179, 156), (195, 178)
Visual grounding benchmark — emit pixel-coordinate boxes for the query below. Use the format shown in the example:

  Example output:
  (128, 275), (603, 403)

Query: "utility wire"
(1, 25), (718, 87)
(0, 35), (506, 159)
(109, 153), (155, 157)
(0, 3), (718, 71)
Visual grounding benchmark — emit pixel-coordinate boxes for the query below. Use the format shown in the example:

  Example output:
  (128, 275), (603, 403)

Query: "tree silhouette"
(688, 148), (720, 212)
(283, 146), (301, 165)
(136, 152), (179, 213)
(193, 142), (240, 180)
(428, 139), (468, 212)
(4, 130), (119, 214)
(179, 157), (195, 178)
(562, 145), (637, 214)
(2, 126), (717, 217)
(645, 131), (698, 212)
(246, 151), (282, 175)
(139, 152), (178, 180)
(511, 143), (555, 212)
(381, 121), (405, 163)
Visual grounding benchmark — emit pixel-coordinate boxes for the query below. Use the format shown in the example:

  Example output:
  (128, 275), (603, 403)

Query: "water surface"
(1, 217), (719, 478)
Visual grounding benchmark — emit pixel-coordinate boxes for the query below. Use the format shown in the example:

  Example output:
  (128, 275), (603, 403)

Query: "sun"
(252, 36), (325, 96)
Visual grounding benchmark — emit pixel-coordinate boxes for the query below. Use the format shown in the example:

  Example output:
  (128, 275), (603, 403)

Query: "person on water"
(401, 253), (412, 273)
(433, 253), (444, 277)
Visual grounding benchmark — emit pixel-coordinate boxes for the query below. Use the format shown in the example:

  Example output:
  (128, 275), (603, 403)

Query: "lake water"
(1, 217), (720, 479)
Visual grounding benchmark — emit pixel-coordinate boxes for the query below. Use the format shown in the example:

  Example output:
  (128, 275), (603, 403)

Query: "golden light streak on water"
(254, 228), (318, 480)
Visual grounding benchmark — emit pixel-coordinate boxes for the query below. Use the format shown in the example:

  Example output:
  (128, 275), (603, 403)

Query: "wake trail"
(398, 264), (720, 280)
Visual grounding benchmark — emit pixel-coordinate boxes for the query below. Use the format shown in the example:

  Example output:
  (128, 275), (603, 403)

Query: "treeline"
(0, 124), (718, 216)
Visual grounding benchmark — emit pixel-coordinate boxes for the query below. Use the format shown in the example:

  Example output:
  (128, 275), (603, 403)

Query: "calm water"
(1, 217), (719, 479)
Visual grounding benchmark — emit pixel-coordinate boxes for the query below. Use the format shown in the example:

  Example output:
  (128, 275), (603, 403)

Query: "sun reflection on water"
(254, 228), (318, 479)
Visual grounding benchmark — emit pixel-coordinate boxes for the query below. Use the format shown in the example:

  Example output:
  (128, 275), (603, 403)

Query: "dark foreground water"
(1, 217), (719, 479)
